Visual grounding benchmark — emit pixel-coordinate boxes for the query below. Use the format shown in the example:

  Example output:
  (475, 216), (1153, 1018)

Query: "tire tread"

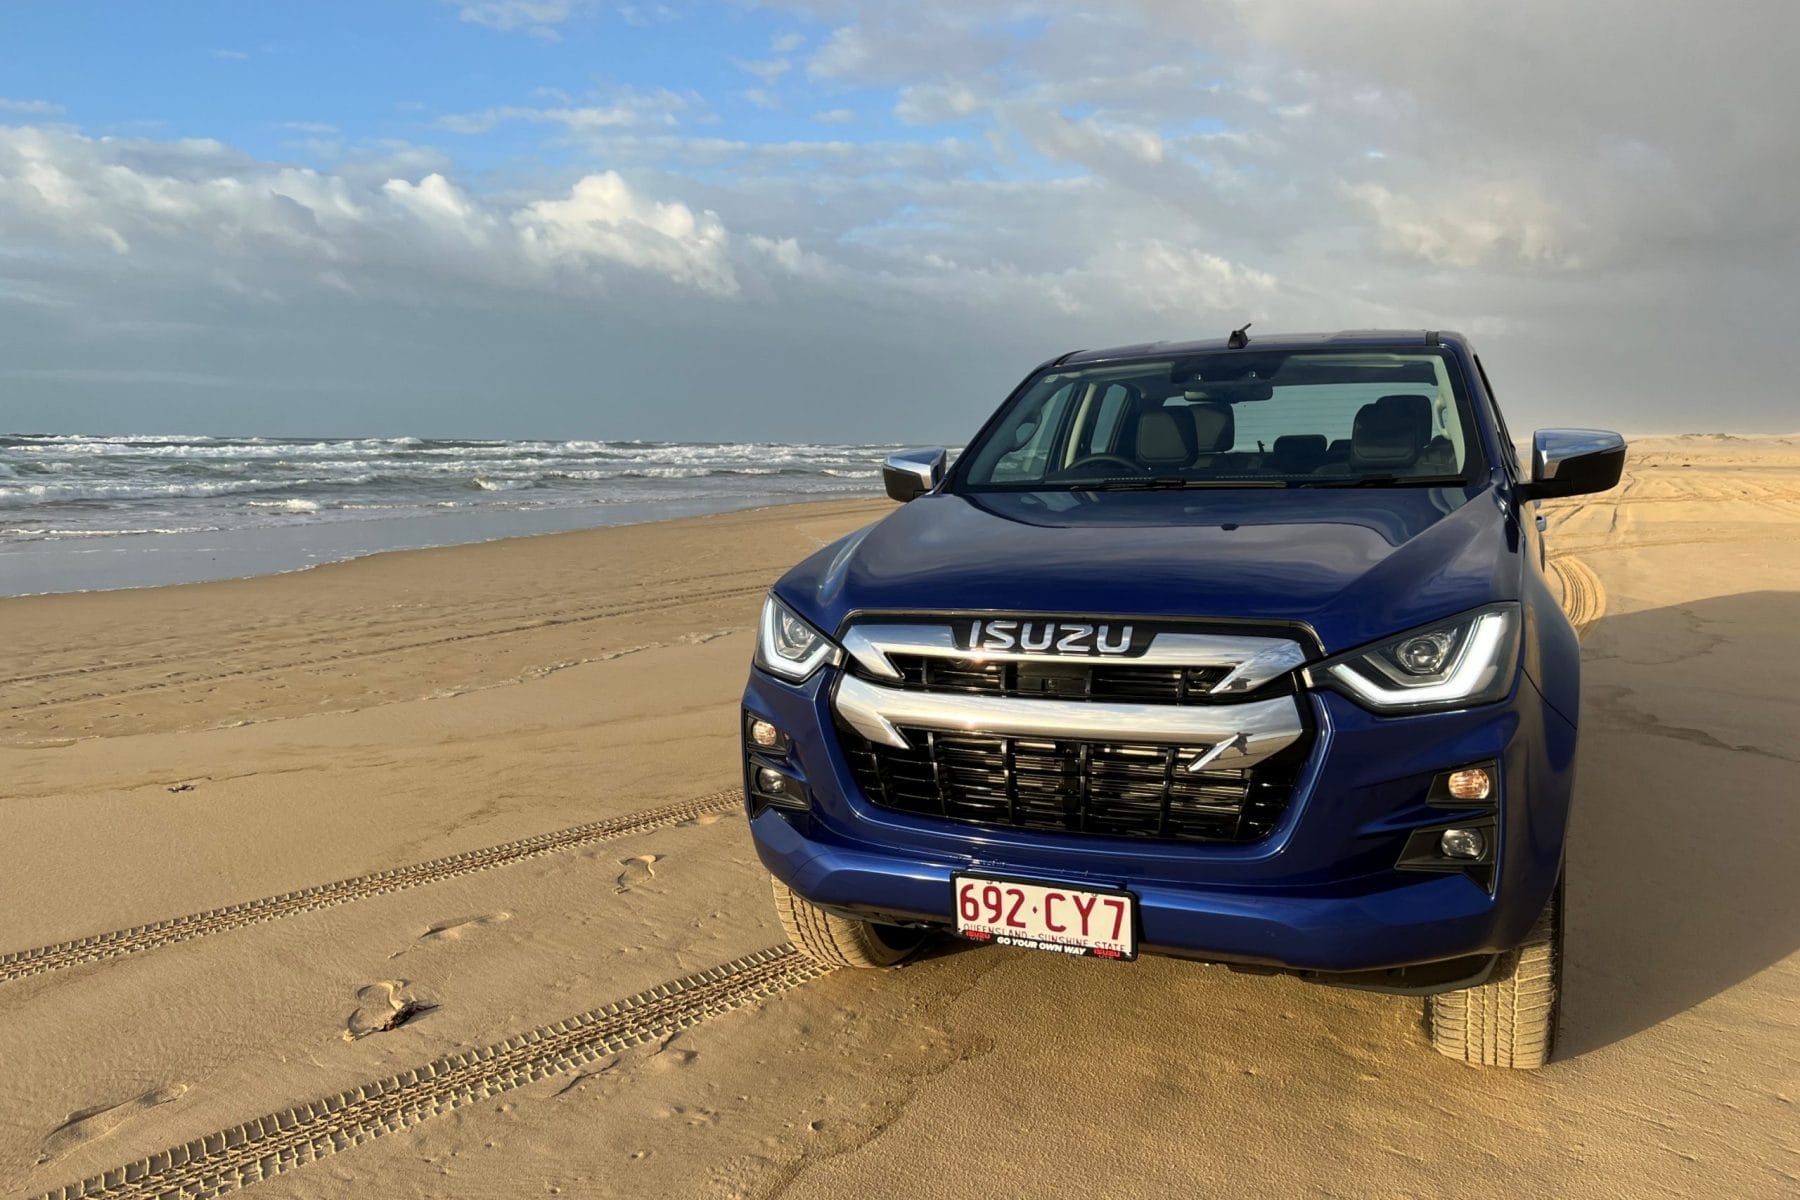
(1427, 891), (1559, 1069)
(770, 877), (919, 969)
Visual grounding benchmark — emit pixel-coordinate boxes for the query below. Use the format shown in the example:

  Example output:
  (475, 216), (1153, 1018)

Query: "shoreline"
(0, 490), (881, 599)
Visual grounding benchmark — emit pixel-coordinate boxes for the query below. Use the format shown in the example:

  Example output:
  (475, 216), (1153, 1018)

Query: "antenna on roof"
(1227, 322), (1253, 349)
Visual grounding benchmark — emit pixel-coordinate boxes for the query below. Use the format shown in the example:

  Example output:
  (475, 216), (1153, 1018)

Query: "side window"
(988, 383), (1075, 481)
(1474, 356), (1521, 478)
(1074, 384), (1130, 457)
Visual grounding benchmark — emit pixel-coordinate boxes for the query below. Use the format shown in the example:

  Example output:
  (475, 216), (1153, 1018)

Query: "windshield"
(957, 350), (1484, 490)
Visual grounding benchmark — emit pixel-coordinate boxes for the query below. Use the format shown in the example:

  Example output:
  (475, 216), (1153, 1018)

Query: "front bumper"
(742, 666), (1576, 976)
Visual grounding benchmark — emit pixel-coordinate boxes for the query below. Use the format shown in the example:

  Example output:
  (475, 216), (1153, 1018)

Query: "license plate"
(953, 873), (1137, 960)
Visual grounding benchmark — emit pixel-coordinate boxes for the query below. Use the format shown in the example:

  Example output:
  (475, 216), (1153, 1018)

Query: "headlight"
(1313, 603), (1521, 713)
(755, 593), (840, 682)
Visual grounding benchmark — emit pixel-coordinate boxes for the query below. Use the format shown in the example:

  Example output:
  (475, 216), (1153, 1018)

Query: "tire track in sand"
(34, 946), (826, 1200)
(0, 790), (739, 985)
(1548, 554), (1605, 637)
(2, 585), (765, 714)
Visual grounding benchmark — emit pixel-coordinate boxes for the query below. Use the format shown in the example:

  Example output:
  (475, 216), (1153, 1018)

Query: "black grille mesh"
(844, 725), (1307, 844)
(884, 654), (1240, 704)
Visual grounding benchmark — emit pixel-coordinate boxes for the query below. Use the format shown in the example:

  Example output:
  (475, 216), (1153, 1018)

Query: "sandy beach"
(2, 437), (1796, 1199)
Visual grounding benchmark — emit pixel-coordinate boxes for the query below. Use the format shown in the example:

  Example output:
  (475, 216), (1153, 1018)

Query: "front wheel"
(770, 876), (926, 969)
(1427, 881), (1562, 1068)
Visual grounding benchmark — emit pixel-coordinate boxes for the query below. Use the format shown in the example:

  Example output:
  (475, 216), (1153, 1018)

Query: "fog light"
(757, 767), (788, 794)
(1447, 767), (1492, 802)
(1440, 827), (1487, 860)
(749, 719), (782, 749)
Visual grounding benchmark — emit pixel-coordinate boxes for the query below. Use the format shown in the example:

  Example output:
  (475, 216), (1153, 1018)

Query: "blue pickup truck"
(740, 329), (1624, 1068)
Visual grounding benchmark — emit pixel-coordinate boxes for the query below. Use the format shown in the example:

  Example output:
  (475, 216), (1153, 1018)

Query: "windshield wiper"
(1080, 477), (1290, 491)
(1292, 474), (1470, 489)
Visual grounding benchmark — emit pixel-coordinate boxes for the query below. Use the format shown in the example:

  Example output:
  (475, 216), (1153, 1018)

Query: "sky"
(0, 1), (1795, 443)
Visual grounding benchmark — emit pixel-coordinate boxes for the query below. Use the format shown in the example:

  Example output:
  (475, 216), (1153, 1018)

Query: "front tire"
(1427, 881), (1562, 1068)
(771, 876), (926, 969)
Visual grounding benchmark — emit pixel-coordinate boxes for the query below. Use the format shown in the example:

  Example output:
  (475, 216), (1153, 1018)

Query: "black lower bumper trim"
(1232, 952), (1500, 995)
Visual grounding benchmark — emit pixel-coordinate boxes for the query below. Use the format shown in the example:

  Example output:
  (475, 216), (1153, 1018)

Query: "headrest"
(1269, 434), (1328, 472)
(1135, 408), (1195, 466)
(1377, 394), (1433, 437)
(1352, 394), (1432, 467)
(1189, 402), (1234, 453)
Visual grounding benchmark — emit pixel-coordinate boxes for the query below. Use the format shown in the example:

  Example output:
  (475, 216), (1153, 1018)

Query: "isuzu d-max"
(740, 329), (1625, 1067)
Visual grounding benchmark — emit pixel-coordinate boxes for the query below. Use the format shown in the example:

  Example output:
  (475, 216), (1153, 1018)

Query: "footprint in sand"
(420, 911), (512, 942)
(388, 912), (513, 959)
(39, 1084), (188, 1163)
(615, 854), (663, 893)
(344, 980), (436, 1041)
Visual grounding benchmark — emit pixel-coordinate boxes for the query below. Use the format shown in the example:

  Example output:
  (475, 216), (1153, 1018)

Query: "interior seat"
(1268, 434), (1328, 475)
(1348, 394), (1433, 472)
(1187, 402), (1236, 469)
(1131, 407), (1197, 471)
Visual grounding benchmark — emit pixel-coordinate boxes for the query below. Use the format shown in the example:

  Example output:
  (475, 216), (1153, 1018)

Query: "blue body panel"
(742, 331), (1582, 972)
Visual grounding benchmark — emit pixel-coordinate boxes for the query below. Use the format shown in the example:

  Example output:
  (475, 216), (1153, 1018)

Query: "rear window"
(959, 350), (1481, 489)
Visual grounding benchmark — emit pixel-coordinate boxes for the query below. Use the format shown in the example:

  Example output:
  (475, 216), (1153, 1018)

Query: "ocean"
(0, 434), (901, 595)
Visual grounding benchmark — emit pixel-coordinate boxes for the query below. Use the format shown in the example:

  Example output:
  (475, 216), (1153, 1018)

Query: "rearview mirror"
(883, 448), (947, 503)
(1517, 429), (1626, 502)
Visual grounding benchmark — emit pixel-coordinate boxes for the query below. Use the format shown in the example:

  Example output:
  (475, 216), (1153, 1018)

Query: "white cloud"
(771, 32), (806, 53)
(438, 88), (693, 134)
(515, 171), (738, 295)
(1343, 181), (1580, 270)
(812, 108), (855, 125)
(449, 0), (589, 39)
(0, 126), (740, 300)
(0, 98), (63, 116)
(895, 83), (981, 125)
(211, 49), (250, 61)
(735, 57), (792, 86)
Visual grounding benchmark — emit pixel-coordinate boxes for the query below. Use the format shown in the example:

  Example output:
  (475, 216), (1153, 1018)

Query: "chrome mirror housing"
(882, 448), (947, 502)
(1519, 429), (1626, 502)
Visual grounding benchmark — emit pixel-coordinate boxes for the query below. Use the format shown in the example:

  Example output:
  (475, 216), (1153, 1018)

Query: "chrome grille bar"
(833, 673), (1305, 769)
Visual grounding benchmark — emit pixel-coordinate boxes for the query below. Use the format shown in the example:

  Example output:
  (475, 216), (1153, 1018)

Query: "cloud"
(437, 88), (693, 134)
(211, 49), (250, 61)
(0, 126), (739, 301)
(514, 171), (738, 295)
(448, 0), (591, 39)
(0, 98), (63, 116)
(894, 83), (981, 125)
(734, 57), (792, 86)
(812, 108), (855, 125)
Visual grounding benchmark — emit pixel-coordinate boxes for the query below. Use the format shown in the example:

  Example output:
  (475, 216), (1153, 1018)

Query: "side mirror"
(1517, 429), (1626, 502)
(883, 448), (947, 503)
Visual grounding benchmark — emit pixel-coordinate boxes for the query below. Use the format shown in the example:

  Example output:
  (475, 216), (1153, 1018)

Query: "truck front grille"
(882, 654), (1241, 704)
(843, 725), (1308, 844)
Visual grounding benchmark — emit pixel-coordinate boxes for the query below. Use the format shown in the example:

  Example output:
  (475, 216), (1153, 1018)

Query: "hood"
(779, 485), (1520, 654)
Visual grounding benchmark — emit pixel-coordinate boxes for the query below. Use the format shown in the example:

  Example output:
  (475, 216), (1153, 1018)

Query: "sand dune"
(1, 447), (1795, 1199)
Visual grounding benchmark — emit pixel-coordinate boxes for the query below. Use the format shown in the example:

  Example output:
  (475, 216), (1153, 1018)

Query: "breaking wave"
(0, 434), (902, 541)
